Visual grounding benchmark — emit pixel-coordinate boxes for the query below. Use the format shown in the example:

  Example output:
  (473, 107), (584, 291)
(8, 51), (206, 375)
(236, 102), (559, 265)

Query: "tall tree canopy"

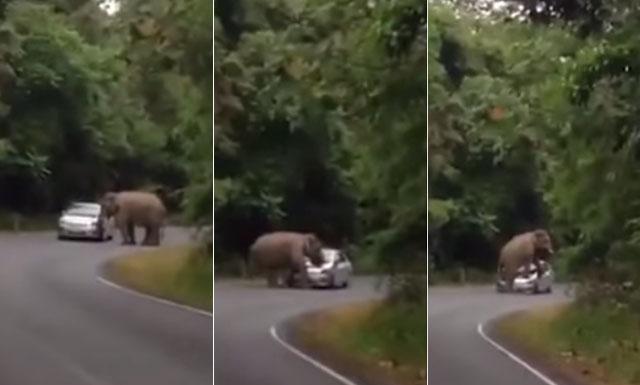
(0, 0), (212, 236)
(214, 0), (426, 295)
(429, 0), (640, 309)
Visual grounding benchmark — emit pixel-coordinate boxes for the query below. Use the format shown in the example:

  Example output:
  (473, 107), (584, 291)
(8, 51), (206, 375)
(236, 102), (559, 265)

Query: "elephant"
(99, 191), (167, 246)
(248, 232), (324, 288)
(497, 229), (554, 290)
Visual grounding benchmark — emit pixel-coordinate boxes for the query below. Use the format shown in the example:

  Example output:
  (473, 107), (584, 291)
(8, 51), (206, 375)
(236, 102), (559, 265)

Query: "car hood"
(307, 261), (333, 272)
(515, 268), (553, 282)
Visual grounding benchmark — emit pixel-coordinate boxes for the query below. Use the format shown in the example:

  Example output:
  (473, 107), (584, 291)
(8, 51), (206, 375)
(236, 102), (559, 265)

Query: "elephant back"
(498, 232), (536, 272)
(249, 232), (306, 268)
(116, 191), (167, 224)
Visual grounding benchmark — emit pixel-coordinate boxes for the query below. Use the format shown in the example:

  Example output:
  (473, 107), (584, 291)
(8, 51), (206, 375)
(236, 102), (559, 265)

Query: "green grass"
(107, 245), (212, 311)
(297, 300), (426, 385)
(346, 301), (426, 367)
(498, 303), (640, 385)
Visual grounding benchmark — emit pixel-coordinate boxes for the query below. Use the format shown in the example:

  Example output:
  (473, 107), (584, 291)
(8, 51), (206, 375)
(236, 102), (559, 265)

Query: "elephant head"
(533, 229), (554, 259)
(303, 233), (324, 266)
(99, 192), (119, 217)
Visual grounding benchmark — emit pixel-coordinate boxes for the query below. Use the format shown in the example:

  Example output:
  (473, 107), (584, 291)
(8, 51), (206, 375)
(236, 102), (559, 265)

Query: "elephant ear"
(303, 233), (324, 266)
(303, 233), (318, 252)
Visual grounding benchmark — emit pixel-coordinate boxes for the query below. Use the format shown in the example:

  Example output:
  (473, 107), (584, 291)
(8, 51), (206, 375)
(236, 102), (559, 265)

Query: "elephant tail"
(245, 245), (257, 279)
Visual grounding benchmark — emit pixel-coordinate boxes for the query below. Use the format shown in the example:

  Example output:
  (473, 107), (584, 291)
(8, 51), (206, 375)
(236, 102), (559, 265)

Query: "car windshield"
(65, 205), (100, 217)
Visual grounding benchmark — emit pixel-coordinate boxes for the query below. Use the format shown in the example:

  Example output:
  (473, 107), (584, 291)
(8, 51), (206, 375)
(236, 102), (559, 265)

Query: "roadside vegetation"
(295, 300), (426, 385)
(106, 245), (212, 311)
(498, 304), (640, 385)
(215, 0), (425, 376)
(430, 0), (640, 380)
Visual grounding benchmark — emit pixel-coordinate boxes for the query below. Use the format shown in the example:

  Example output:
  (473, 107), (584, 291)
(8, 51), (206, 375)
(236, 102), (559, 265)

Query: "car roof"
(64, 202), (101, 213)
(68, 202), (100, 208)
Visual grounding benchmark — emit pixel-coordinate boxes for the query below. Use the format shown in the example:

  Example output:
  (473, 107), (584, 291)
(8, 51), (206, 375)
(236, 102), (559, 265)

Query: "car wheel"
(342, 280), (349, 289)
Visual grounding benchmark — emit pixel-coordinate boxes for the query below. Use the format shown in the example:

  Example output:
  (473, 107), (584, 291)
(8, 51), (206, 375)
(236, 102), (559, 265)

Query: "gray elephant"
(497, 229), (554, 290)
(248, 232), (324, 288)
(99, 191), (167, 246)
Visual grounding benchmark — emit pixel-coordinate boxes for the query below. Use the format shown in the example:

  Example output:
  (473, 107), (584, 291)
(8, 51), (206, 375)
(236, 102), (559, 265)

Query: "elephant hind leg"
(126, 221), (136, 245)
(149, 226), (161, 246)
(141, 226), (152, 246)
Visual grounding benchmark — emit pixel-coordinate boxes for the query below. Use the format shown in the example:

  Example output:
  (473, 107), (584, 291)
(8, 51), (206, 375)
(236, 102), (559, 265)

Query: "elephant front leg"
(145, 226), (161, 246)
(141, 226), (158, 246)
(118, 224), (134, 246)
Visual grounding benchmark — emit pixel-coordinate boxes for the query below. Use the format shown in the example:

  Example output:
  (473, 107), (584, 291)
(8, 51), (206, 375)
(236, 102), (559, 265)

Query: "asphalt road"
(214, 277), (386, 385)
(0, 228), (212, 385)
(428, 285), (572, 385)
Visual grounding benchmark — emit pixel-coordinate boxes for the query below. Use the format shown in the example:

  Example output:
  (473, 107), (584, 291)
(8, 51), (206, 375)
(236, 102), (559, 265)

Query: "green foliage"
(214, 0), (426, 292)
(428, 3), (574, 271)
(431, 1), (640, 315)
(0, 0), (212, 230)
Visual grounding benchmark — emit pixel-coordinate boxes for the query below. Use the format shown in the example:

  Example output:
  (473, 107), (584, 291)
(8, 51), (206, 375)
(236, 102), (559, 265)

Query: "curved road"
(0, 229), (211, 385)
(428, 285), (572, 385)
(214, 277), (385, 385)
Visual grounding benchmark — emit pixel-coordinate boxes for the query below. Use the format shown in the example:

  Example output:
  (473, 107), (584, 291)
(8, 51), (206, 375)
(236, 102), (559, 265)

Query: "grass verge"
(293, 300), (426, 385)
(496, 303), (640, 385)
(105, 245), (212, 312)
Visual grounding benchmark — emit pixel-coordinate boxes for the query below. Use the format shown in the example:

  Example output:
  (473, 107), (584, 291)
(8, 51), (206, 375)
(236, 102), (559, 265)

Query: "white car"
(496, 261), (554, 294)
(57, 202), (114, 241)
(290, 248), (353, 289)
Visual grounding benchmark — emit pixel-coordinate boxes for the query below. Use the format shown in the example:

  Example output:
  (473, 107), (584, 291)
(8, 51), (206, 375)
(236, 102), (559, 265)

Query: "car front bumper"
(58, 226), (101, 238)
(307, 272), (333, 287)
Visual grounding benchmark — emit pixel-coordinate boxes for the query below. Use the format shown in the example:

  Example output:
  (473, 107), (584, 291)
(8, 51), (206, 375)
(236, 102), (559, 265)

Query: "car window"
(65, 205), (100, 217)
